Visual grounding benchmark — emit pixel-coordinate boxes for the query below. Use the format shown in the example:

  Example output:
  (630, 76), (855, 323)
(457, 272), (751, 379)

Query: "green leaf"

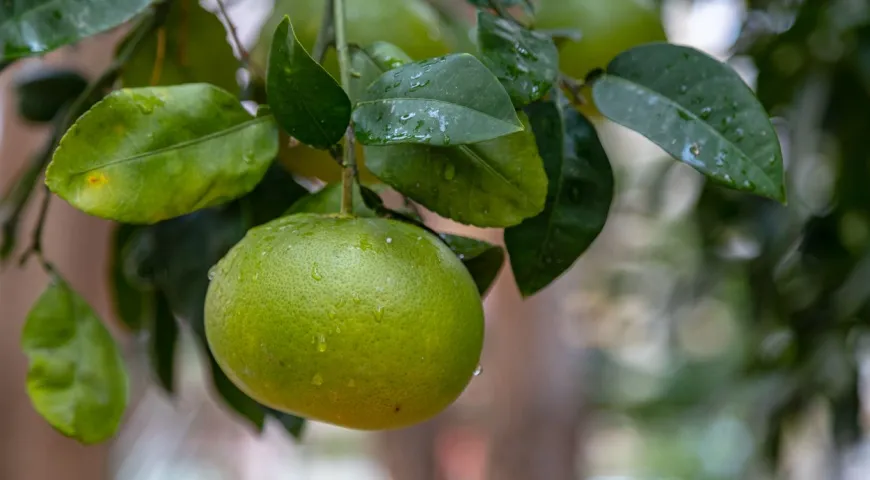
(592, 43), (785, 202)
(22, 275), (129, 444)
(440, 235), (504, 295)
(110, 224), (151, 330)
(121, 2), (238, 92)
(286, 183), (377, 217)
(365, 113), (547, 227)
(266, 16), (350, 148)
(353, 54), (523, 146)
(350, 42), (413, 104)
(209, 354), (266, 430)
(0, 0), (153, 60)
(476, 10), (558, 107)
(466, 0), (533, 13)
(505, 93), (613, 297)
(150, 293), (178, 394)
(14, 67), (88, 122)
(264, 408), (306, 439)
(46, 84), (279, 224)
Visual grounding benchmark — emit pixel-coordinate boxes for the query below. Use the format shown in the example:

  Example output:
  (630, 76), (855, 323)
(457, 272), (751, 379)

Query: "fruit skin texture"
(205, 214), (484, 430)
(534, 0), (666, 117)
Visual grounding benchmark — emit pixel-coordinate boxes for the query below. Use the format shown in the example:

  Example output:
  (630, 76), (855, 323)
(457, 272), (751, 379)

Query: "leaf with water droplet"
(591, 43), (785, 202)
(267, 16), (351, 148)
(505, 92), (614, 297)
(366, 112), (548, 227)
(46, 84), (279, 223)
(476, 9), (558, 107)
(353, 54), (523, 146)
(440, 235), (504, 295)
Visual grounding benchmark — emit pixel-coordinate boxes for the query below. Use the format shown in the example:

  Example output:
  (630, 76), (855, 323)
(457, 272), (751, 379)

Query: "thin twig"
(334, 0), (356, 216)
(215, 0), (263, 77)
(19, 185), (51, 269)
(312, 0), (335, 64)
(560, 73), (586, 106)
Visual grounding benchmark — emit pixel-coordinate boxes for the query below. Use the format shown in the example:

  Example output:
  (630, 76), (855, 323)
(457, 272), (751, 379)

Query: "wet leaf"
(505, 93), (613, 297)
(0, 0), (153, 60)
(46, 84), (279, 224)
(267, 16), (350, 148)
(121, 1), (238, 92)
(22, 276), (129, 444)
(366, 113), (547, 227)
(353, 54), (523, 146)
(350, 42), (412, 104)
(592, 43), (785, 202)
(441, 234), (504, 295)
(150, 293), (178, 394)
(477, 10), (558, 107)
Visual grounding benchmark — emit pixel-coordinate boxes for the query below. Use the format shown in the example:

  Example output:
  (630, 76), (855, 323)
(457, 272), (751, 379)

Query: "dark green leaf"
(353, 54), (523, 146)
(150, 293), (178, 394)
(121, 2), (238, 92)
(14, 67), (87, 122)
(286, 183), (377, 217)
(350, 42), (413, 104)
(0, 0), (153, 60)
(209, 354), (266, 430)
(22, 275), (129, 444)
(243, 164), (311, 226)
(441, 234), (504, 295)
(505, 93), (613, 297)
(46, 84), (279, 224)
(365, 113), (548, 227)
(477, 10), (558, 107)
(266, 16), (350, 148)
(592, 43), (785, 202)
(264, 408), (306, 439)
(466, 0), (533, 13)
(110, 224), (151, 330)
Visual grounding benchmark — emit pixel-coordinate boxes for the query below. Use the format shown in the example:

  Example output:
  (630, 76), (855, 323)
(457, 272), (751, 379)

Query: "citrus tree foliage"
(1, 0), (784, 443)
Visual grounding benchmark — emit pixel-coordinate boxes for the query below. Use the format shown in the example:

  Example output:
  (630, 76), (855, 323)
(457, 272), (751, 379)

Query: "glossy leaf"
(0, 0), (153, 60)
(350, 42), (412, 104)
(505, 94), (613, 297)
(121, 2), (238, 92)
(46, 84), (279, 224)
(592, 43), (785, 202)
(22, 276), (129, 444)
(150, 293), (178, 394)
(365, 113), (547, 227)
(353, 54), (523, 146)
(441, 234), (504, 295)
(267, 16), (350, 148)
(477, 10), (558, 107)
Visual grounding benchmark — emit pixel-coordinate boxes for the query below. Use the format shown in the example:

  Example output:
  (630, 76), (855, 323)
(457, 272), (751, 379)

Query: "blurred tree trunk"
(0, 34), (120, 480)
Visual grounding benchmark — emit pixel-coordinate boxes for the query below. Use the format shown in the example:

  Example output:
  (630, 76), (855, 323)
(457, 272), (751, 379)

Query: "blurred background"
(3, 0), (870, 478)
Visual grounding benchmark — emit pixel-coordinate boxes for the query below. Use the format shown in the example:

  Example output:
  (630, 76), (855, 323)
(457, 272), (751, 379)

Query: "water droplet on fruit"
(443, 163), (456, 180)
(311, 373), (323, 386)
(311, 263), (322, 281)
(473, 365), (483, 377)
(347, 379), (356, 387)
(352, 293), (361, 304)
(207, 267), (217, 280)
(374, 305), (385, 322)
(317, 334), (327, 352)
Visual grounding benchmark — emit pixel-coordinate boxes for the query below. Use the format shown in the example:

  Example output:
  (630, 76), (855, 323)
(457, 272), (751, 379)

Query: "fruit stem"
(334, 0), (356, 216)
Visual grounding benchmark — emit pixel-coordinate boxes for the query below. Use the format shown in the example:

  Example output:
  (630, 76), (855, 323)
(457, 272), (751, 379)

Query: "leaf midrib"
(456, 143), (534, 207)
(356, 97), (522, 134)
(598, 75), (778, 195)
(65, 116), (272, 178)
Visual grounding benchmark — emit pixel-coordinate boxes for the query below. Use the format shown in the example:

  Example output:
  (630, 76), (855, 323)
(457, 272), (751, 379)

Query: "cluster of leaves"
(0, 0), (784, 444)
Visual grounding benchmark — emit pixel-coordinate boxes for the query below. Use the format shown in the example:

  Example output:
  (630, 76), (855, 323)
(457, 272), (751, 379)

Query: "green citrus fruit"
(204, 214), (484, 430)
(534, 0), (666, 116)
